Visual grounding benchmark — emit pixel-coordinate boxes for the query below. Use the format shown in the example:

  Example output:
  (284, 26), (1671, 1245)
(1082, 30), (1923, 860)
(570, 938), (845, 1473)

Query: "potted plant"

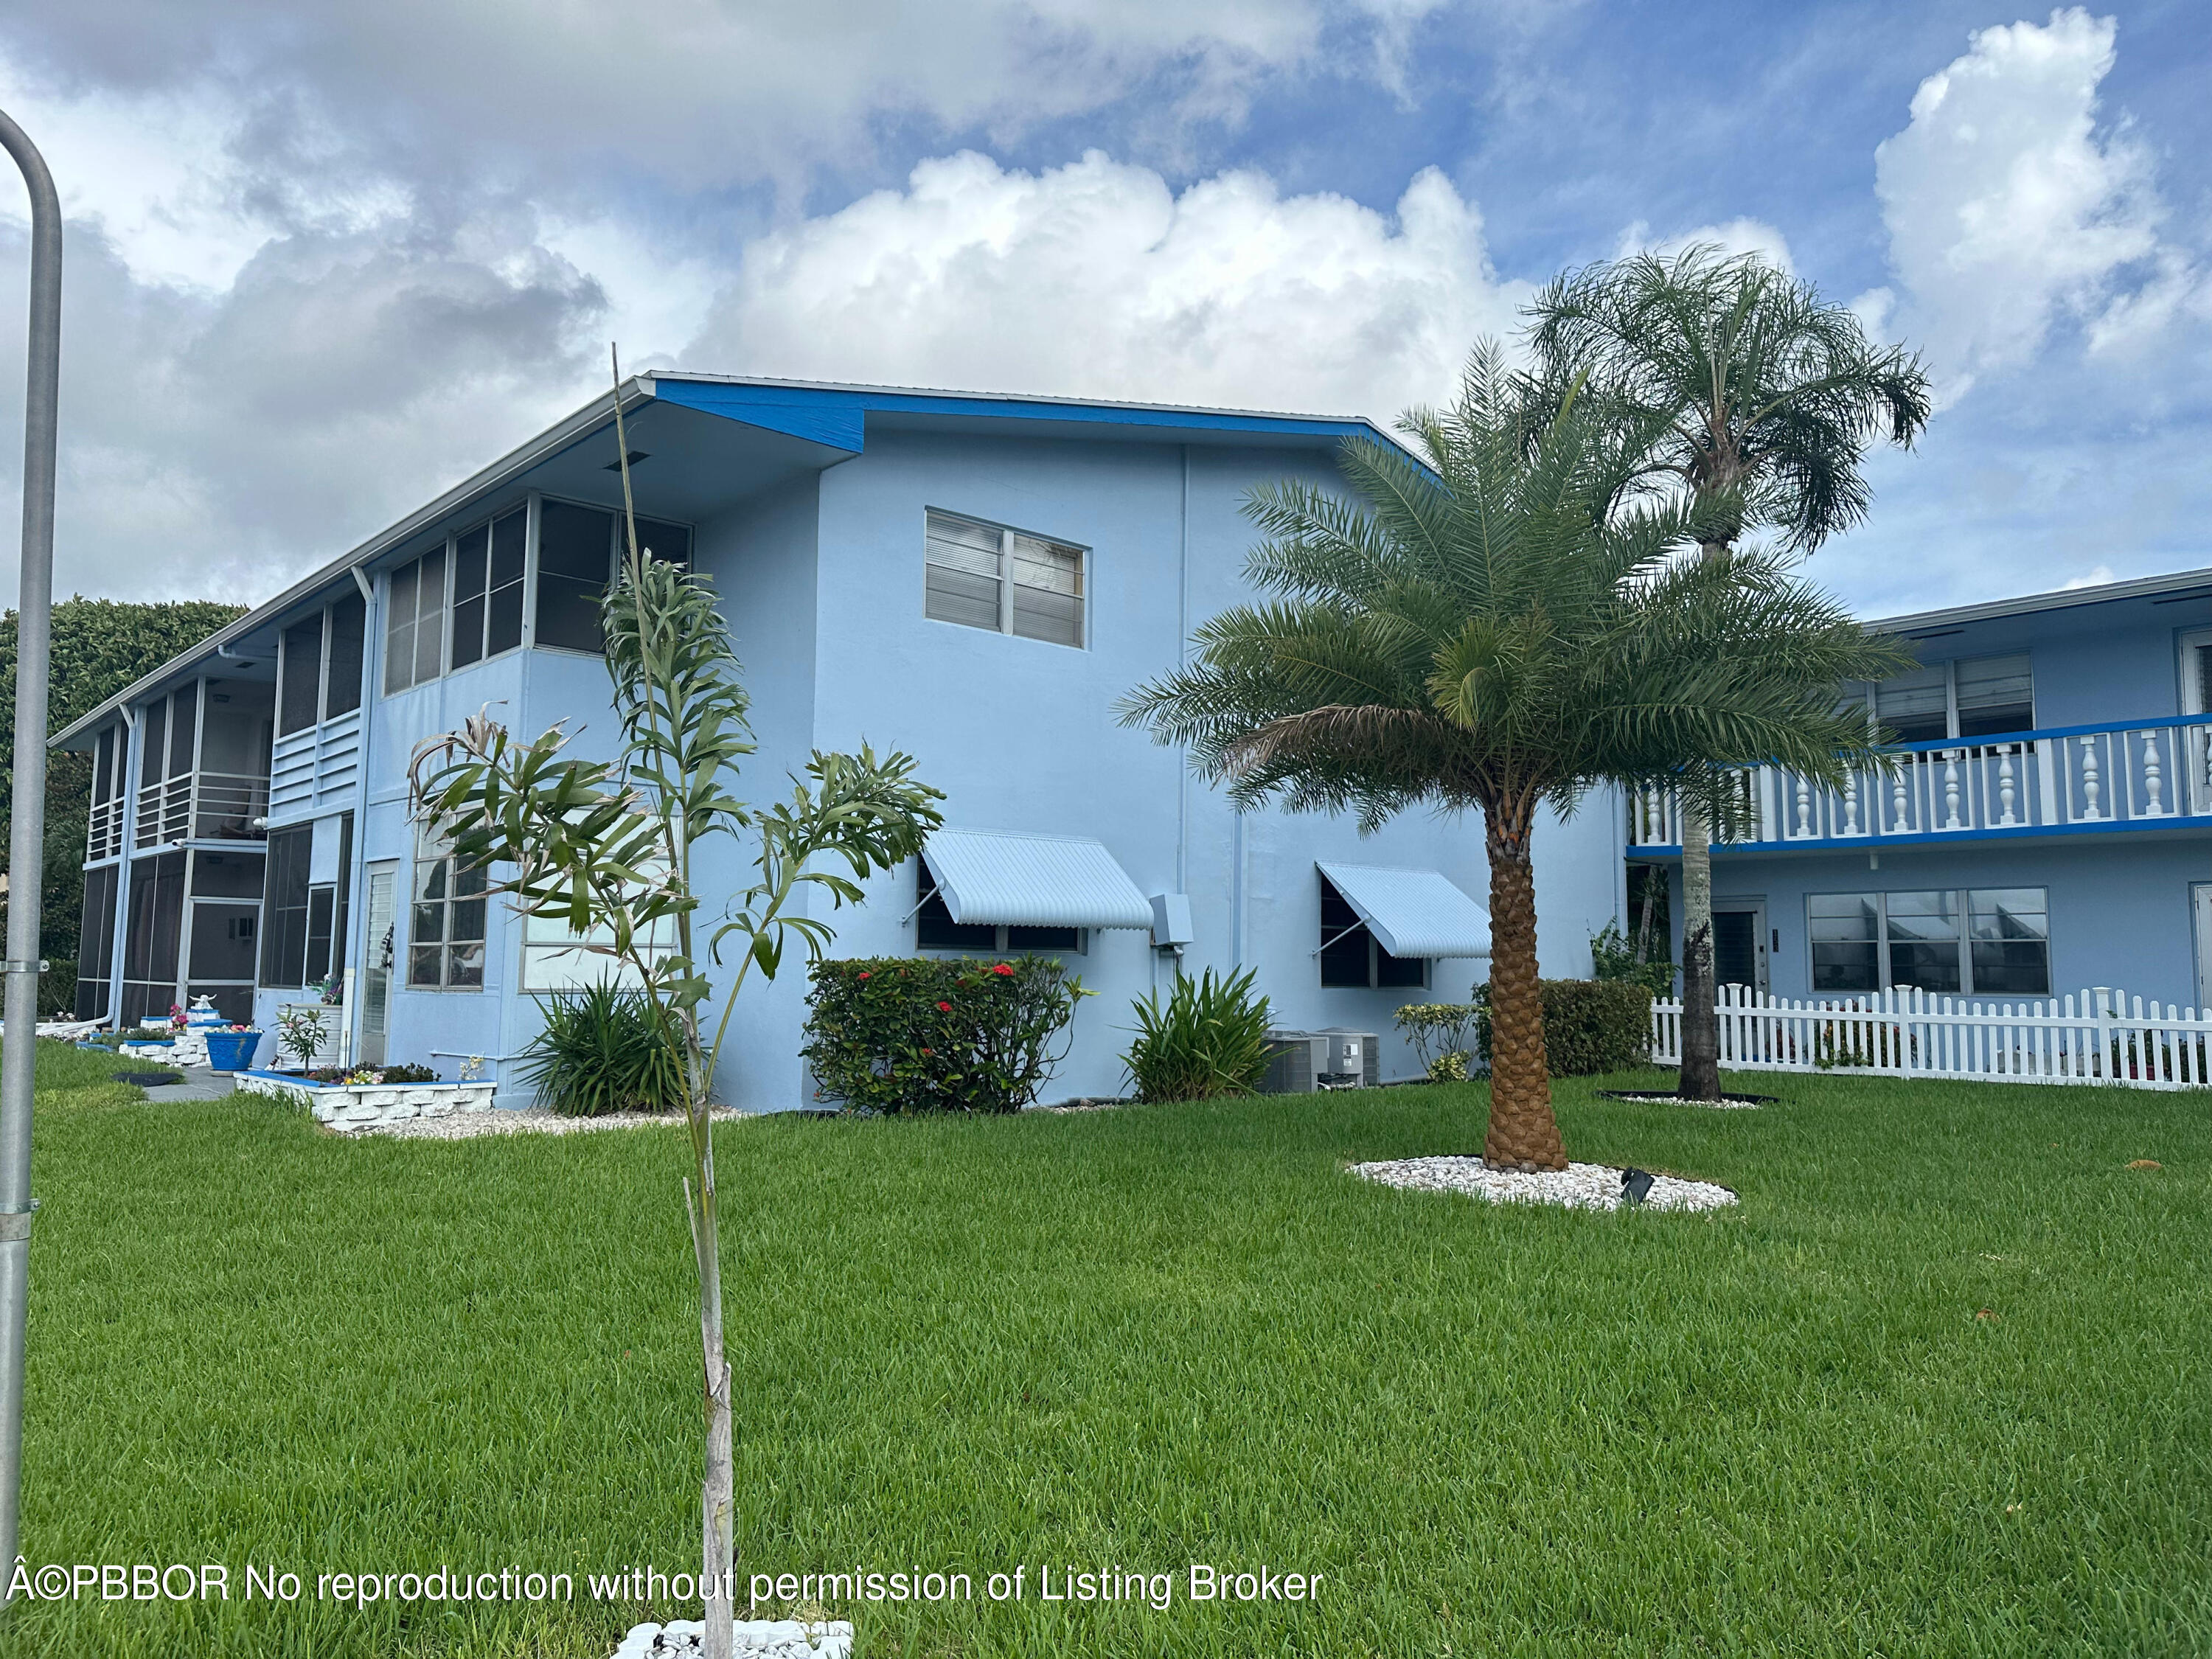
(203, 1023), (262, 1074)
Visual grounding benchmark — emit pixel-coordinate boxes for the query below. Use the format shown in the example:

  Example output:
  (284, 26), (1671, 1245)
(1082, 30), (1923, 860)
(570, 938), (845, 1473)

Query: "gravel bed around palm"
(1351, 1155), (1738, 1211)
(613, 1618), (852, 1658)
(366, 1105), (748, 1141)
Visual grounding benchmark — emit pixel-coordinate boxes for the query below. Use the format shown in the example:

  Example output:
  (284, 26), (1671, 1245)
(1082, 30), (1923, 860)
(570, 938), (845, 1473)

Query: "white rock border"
(235, 1069), (497, 1133)
(613, 1617), (853, 1658)
(1351, 1155), (1737, 1212)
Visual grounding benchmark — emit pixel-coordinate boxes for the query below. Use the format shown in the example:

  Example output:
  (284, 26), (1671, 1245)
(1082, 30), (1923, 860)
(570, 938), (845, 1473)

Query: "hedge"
(801, 956), (1085, 1113)
(1474, 978), (1654, 1076)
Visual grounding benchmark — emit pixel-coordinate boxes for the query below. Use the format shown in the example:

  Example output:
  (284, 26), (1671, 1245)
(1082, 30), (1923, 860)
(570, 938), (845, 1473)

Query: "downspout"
(1177, 445), (1189, 897)
(108, 709), (140, 1021)
(343, 565), (377, 1068)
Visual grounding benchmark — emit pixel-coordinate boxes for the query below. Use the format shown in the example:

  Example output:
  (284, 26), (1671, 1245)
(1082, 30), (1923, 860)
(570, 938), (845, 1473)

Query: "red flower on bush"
(920, 1047), (933, 1056)
(857, 971), (871, 980)
(992, 962), (1015, 976)
(936, 1001), (953, 1012)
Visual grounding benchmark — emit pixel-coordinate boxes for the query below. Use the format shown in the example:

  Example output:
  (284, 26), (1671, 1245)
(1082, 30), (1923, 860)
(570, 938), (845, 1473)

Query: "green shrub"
(1394, 1002), (1482, 1082)
(1123, 967), (1273, 1102)
(39, 957), (75, 1018)
(516, 981), (684, 1117)
(1474, 978), (1655, 1075)
(1590, 920), (1677, 998)
(802, 956), (1085, 1113)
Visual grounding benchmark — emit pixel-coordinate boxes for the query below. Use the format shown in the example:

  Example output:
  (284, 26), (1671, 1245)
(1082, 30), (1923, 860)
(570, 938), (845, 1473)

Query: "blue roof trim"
(647, 380), (867, 451)
(648, 377), (1377, 451)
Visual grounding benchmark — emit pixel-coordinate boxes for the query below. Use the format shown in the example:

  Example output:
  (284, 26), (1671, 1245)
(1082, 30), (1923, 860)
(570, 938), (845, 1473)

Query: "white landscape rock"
(1350, 1155), (1738, 1212)
(613, 1618), (854, 1658)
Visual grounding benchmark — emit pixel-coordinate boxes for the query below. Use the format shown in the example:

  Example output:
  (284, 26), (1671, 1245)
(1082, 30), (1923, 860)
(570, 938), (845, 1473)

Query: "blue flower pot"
(204, 1030), (262, 1073)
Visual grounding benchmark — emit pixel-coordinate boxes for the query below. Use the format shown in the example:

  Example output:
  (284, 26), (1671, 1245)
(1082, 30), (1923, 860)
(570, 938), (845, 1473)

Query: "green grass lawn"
(5, 1040), (2207, 1657)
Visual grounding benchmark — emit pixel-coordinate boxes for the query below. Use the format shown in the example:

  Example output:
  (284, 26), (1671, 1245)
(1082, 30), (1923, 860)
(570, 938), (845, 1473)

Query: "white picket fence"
(1649, 984), (2212, 1090)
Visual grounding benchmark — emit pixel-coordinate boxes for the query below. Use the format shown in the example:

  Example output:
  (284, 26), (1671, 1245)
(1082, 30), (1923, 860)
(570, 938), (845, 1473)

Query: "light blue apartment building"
(55, 376), (1627, 1108)
(1632, 567), (2212, 1011)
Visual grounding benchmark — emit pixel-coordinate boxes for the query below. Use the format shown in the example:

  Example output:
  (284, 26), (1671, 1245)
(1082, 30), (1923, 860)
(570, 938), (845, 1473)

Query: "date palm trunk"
(1482, 790), (1568, 1170)
(1677, 804), (1721, 1100)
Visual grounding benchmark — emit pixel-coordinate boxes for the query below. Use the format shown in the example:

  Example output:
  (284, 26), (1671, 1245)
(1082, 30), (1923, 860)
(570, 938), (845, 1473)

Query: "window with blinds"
(1953, 654), (2034, 737)
(1863, 653), (2034, 743)
(924, 509), (1086, 647)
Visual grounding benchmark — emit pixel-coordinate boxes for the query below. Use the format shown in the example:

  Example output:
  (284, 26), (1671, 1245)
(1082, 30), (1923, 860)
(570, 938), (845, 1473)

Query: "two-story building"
(55, 375), (1627, 1107)
(1631, 567), (2212, 1011)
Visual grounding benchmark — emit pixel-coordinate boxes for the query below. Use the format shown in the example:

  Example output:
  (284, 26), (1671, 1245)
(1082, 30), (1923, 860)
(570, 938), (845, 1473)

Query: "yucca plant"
(517, 980), (684, 1116)
(1123, 967), (1273, 1102)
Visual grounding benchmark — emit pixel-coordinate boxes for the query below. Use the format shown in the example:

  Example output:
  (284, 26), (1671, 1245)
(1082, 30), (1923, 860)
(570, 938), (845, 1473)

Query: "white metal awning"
(1318, 862), (1492, 959)
(922, 829), (1154, 930)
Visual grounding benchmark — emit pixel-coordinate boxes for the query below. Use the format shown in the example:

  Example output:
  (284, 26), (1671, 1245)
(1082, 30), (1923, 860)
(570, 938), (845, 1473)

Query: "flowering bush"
(802, 956), (1087, 1113)
(302, 1063), (439, 1085)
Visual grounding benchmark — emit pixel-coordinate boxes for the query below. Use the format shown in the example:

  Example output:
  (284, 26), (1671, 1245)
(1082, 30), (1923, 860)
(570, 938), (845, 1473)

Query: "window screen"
(632, 515), (692, 570)
(448, 507), (527, 669)
(325, 592), (365, 717)
(925, 509), (1087, 648)
(924, 511), (1004, 633)
(383, 551), (448, 694)
(1875, 665), (1949, 744)
(1010, 532), (1084, 646)
(259, 826), (313, 987)
(1954, 654), (2034, 737)
(449, 521), (491, 670)
(278, 617), (322, 737)
(536, 500), (614, 653)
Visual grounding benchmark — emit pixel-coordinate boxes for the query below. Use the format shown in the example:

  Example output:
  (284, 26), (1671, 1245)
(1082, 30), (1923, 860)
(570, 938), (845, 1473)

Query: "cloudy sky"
(0, 1), (2205, 619)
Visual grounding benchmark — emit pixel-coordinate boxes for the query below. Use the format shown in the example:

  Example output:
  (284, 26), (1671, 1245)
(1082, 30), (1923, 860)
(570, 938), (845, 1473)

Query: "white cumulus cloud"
(1872, 7), (2198, 389)
(686, 150), (1529, 421)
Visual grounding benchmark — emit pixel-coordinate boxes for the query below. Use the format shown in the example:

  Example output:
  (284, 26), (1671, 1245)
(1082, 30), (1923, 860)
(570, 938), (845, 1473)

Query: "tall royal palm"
(1121, 346), (1904, 1168)
(1526, 246), (1933, 1100)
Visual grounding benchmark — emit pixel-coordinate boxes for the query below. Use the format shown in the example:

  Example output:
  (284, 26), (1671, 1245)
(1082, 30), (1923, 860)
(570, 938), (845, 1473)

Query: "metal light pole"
(0, 105), (61, 1597)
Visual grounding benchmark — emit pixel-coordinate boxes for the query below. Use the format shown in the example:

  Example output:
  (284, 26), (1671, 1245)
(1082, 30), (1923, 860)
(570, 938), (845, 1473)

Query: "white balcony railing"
(87, 796), (125, 862)
(1628, 714), (2212, 851)
(133, 770), (270, 849)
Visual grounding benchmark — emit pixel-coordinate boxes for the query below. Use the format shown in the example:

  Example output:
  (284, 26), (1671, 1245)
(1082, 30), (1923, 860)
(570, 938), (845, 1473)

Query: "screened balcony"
(129, 679), (274, 851)
(1627, 713), (2212, 855)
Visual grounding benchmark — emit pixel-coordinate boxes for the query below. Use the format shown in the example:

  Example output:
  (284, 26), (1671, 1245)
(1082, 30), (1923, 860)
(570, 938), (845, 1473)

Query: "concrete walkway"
(139, 1065), (237, 1104)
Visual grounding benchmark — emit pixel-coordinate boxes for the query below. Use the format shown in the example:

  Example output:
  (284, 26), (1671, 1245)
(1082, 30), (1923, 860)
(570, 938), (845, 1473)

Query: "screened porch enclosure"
(114, 846), (265, 1025)
(132, 678), (275, 849)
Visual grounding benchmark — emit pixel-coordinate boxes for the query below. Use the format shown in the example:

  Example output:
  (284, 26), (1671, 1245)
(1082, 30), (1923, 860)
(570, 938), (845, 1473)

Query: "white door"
(2194, 884), (2212, 1016)
(360, 862), (397, 1066)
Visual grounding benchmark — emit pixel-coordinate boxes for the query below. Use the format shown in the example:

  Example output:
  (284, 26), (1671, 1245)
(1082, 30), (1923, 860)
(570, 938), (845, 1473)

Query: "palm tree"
(1525, 246), (1933, 1100)
(1120, 346), (1905, 1169)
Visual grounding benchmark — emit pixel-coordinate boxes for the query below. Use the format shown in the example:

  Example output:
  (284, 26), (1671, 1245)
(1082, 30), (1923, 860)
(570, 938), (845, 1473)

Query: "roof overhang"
(1318, 862), (1492, 959)
(52, 373), (1396, 751)
(1869, 565), (2212, 635)
(922, 828), (1153, 931)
